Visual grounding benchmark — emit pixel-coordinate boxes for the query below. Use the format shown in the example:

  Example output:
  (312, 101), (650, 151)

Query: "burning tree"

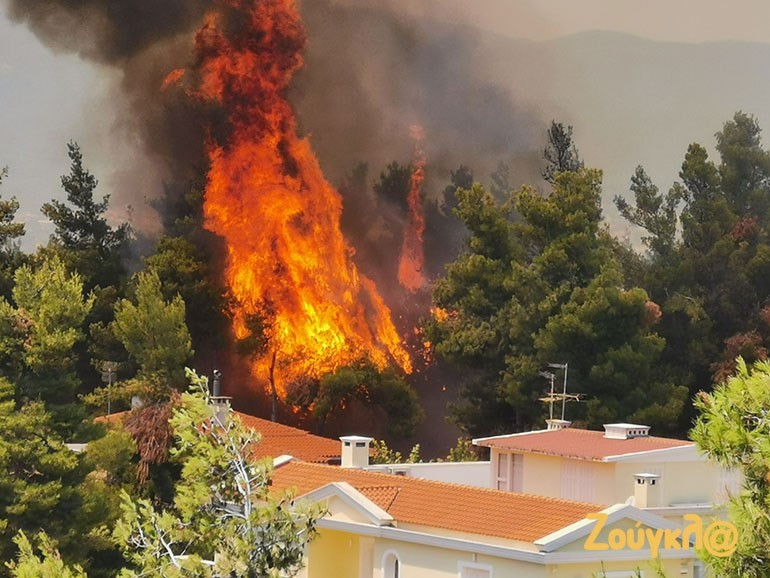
(161, 0), (413, 402)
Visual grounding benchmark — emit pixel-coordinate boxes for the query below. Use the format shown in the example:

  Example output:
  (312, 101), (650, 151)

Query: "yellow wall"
(614, 460), (720, 506)
(304, 526), (695, 578)
(500, 448), (726, 508)
(306, 529), (361, 578)
(519, 452), (615, 504)
(371, 537), (544, 578)
(521, 453), (562, 496)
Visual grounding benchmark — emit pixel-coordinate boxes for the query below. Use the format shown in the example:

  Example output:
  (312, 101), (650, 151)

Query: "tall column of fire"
(186, 0), (411, 393)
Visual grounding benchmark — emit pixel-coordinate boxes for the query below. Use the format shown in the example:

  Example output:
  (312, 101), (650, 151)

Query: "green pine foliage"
(112, 270), (193, 396)
(40, 142), (131, 293)
(426, 169), (679, 435)
(616, 112), (770, 425)
(7, 532), (88, 578)
(0, 257), (95, 437)
(0, 378), (119, 577)
(0, 168), (26, 302)
(114, 369), (322, 578)
(289, 360), (423, 437)
(691, 358), (770, 577)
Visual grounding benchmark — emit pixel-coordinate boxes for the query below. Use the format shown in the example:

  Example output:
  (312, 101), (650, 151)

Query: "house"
(473, 420), (741, 521)
(270, 438), (704, 578)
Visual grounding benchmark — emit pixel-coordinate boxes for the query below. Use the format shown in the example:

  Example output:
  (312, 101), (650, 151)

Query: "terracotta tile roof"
(357, 486), (401, 511)
(475, 428), (693, 461)
(96, 410), (340, 464)
(234, 412), (340, 464)
(271, 461), (603, 543)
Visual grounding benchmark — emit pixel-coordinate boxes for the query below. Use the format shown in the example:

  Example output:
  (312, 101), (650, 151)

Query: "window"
(560, 460), (596, 502)
(496, 453), (509, 490)
(383, 551), (400, 578)
(511, 454), (523, 492)
(495, 453), (523, 491)
(693, 561), (708, 578)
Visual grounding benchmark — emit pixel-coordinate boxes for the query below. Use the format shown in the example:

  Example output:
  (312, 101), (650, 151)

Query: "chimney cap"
(633, 472), (661, 480)
(340, 435), (374, 444)
(340, 436), (372, 469)
(546, 419), (572, 431)
(603, 423), (650, 439)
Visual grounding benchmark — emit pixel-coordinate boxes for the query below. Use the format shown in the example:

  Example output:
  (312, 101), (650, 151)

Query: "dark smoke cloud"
(295, 0), (543, 185)
(294, 0), (544, 298)
(4, 0), (207, 62)
(3, 0), (213, 232)
(3, 0), (545, 238)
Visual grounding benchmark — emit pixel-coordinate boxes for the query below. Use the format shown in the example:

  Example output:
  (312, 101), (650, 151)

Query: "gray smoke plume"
(297, 0), (542, 184)
(3, 0), (212, 233)
(3, 0), (543, 234)
(4, 1), (207, 62)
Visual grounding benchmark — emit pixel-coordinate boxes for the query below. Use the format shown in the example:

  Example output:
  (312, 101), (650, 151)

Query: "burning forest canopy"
(2, 0), (539, 443)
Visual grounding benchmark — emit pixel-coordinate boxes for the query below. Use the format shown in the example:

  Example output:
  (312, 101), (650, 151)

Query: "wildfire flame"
(398, 125), (428, 292)
(193, 0), (412, 391)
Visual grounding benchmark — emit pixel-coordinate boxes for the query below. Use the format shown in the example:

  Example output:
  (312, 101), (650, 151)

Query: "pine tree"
(41, 142), (131, 293)
(112, 270), (193, 396)
(2, 257), (94, 437)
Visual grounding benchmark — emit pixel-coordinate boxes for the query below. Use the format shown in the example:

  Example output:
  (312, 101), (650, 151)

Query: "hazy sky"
(450, 0), (770, 44)
(2, 0), (770, 247)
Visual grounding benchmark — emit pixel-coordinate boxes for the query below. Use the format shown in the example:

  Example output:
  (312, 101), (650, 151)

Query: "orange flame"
(161, 68), (186, 92)
(398, 125), (427, 292)
(194, 0), (412, 391)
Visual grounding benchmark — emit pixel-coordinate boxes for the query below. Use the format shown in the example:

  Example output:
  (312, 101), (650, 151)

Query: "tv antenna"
(538, 362), (583, 420)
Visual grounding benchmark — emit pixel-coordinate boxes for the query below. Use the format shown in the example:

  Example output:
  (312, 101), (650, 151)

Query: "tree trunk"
(269, 350), (278, 422)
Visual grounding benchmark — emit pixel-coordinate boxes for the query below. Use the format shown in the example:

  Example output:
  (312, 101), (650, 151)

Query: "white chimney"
(546, 419), (571, 431)
(340, 435), (373, 468)
(633, 473), (661, 508)
(604, 423), (650, 439)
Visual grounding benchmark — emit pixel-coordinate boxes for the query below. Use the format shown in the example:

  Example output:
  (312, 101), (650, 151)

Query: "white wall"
(365, 462), (491, 488)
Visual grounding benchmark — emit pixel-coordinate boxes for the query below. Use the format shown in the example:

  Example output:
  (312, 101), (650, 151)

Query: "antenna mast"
(539, 362), (583, 421)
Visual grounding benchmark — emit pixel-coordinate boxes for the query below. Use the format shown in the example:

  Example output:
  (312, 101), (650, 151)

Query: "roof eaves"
(601, 443), (698, 462)
(472, 429), (549, 446)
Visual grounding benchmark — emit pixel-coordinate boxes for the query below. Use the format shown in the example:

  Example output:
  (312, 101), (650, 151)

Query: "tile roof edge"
(601, 443), (698, 462)
(473, 429), (550, 445)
